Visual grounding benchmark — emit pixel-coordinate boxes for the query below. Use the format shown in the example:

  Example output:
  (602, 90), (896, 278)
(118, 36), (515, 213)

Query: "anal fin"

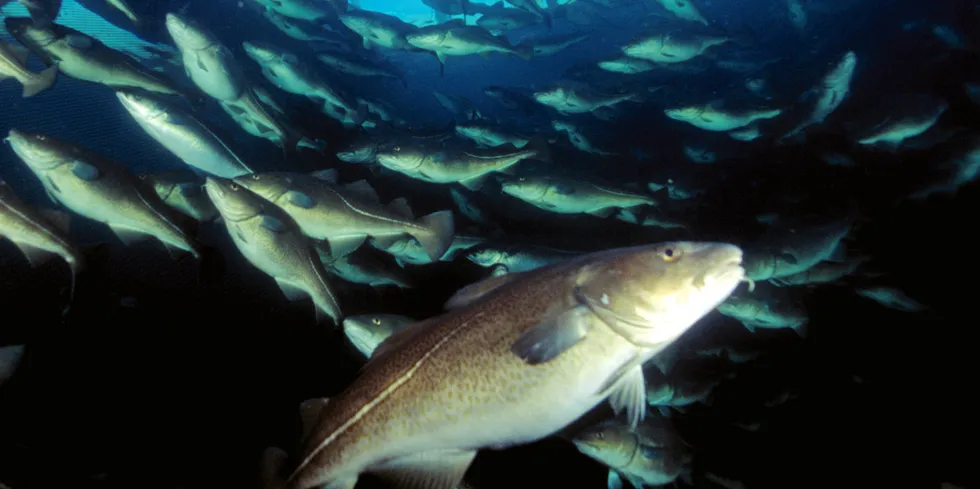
(109, 225), (151, 246)
(598, 357), (648, 429)
(372, 449), (477, 489)
(12, 242), (57, 268)
(276, 278), (310, 301)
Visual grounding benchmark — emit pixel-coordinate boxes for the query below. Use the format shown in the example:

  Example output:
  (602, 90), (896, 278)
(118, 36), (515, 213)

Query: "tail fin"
(524, 135), (552, 164)
(22, 64), (58, 97)
(413, 210), (455, 261)
(513, 44), (534, 61)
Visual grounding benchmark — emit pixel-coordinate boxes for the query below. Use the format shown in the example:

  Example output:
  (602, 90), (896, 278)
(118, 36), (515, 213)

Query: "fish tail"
(22, 64), (58, 98)
(413, 210), (456, 261)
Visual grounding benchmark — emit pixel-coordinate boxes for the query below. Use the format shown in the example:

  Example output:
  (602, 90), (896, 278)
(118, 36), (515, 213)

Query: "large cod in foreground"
(263, 241), (746, 489)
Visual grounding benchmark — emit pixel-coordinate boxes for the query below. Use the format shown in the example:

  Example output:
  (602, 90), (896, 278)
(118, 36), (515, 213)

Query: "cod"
(665, 104), (782, 132)
(166, 12), (247, 102)
(502, 175), (655, 217)
(4, 17), (181, 95)
(376, 138), (549, 190)
(783, 51), (857, 139)
(167, 13), (291, 146)
(339, 9), (421, 51)
(534, 85), (639, 115)
(6, 129), (201, 258)
(205, 177), (343, 324)
(622, 33), (727, 64)
(264, 241), (745, 489)
(139, 172), (219, 222)
(243, 41), (364, 127)
(574, 415), (693, 489)
(406, 20), (532, 72)
(117, 89), (254, 179)
(232, 170), (455, 260)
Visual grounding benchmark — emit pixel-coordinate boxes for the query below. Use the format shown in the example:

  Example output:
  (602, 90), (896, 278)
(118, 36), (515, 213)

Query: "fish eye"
(230, 183), (240, 191)
(372, 318), (381, 325)
(251, 174), (261, 180)
(393, 146), (401, 151)
(661, 246), (681, 262)
(596, 432), (604, 439)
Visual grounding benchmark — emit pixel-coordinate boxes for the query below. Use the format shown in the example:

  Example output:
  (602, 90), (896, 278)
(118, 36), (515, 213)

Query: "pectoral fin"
(373, 449), (477, 489)
(511, 305), (593, 364)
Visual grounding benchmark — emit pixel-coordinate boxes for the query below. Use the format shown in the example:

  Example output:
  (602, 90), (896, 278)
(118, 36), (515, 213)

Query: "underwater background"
(0, 1), (973, 489)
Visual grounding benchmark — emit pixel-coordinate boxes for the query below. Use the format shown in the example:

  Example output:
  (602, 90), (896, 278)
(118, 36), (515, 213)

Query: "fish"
(573, 416), (692, 489)
(116, 89), (254, 179)
(465, 243), (583, 276)
(455, 120), (530, 148)
(166, 12), (247, 102)
(0, 179), (81, 310)
(533, 85), (639, 114)
(342, 313), (416, 358)
(375, 138), (550, 190)
(269, 241), (745, 489)
(552, 120), (616, 156)
(316, 52), (405, 86)
(742, 218), (852, 280)
(339, 9), (421, 51)
(232, 170), (455, 261)
(0, 40), (58, 97)
(204, 177), (343, 324)
(854, 287), (926, 312)
(248, 0), (332, 21)
(622, 33), (727, 64)
(716, 284), (808, 337)
(501, 175), (655, 217)
(6, 129), (201, 259)
(242, 41), (364, 127)
(783, 51), (857, 139)
(4, 17), (181, 95)
(406, 20), (532, 73)
(318, 246), (415, 290)
(138, 172), (219, 222)
(598, 57), (656, 74)
(665, 105), (782, 132)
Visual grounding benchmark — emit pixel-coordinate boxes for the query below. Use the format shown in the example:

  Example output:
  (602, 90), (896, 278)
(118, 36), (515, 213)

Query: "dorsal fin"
(444, 273), (523, 310)
(385, 197), (413, 220)
(299, 397), (329, 440)
(342, 180), (380, 204)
